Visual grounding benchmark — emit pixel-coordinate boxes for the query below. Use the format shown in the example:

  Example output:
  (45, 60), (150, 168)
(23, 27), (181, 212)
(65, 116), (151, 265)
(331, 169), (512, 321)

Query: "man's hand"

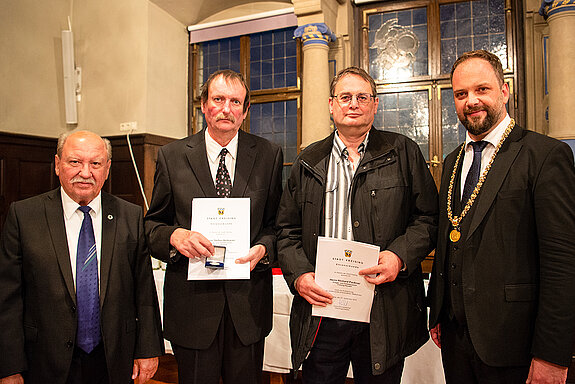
(430, 324), (441, 348)
(295, 272), (333, 306)
(170, 228), (214, 259)
(359, 250), (403, 285)
(526, 357), (567, 384)
(235, 244), (266, 271)
(132, 357), (159, 384)
(0, 374), (24, 384)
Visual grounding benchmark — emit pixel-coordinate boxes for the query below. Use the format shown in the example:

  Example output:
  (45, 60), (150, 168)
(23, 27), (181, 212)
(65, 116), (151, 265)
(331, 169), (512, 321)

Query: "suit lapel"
(232, 130), (256, 197)
(185, 131), (217, 197)
(45, 189), (77, 305)
(99, 193), (116, 308)
(466, 127), (523, 240)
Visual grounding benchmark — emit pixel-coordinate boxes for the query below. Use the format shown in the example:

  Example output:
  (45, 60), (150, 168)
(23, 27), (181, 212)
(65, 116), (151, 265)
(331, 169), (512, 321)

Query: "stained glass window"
(374, 90), (430, 160)
(250, 27), (298, 91)
(368, 7), (428, 81)
(197, 37), (241, 86)
(440, 0), (507, 74)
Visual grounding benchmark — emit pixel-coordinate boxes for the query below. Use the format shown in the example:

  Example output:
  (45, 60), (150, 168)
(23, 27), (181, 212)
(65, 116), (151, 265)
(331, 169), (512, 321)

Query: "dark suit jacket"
(428, 125), (575, 367)
(144, 129), (283, 349)
(0, 189), (164, 383)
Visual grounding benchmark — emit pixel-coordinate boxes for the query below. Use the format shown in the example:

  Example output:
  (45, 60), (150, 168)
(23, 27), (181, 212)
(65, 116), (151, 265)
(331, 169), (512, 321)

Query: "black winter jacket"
(276, 128), (438, 375)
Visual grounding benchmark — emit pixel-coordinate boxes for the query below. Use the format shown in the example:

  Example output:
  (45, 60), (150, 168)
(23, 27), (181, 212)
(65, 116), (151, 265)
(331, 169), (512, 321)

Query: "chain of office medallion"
(447, 118), (515, 229)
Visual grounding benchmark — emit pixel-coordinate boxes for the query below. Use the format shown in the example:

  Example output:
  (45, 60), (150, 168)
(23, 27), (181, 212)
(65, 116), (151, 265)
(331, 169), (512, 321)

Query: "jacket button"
(451, 263), (456, 269)
(66, 340), (73, 349)
(439, 272), (444, 277)
(374, 362), (381, 370)
(70, 306), (76, 313)
(353, 221), (360, 228)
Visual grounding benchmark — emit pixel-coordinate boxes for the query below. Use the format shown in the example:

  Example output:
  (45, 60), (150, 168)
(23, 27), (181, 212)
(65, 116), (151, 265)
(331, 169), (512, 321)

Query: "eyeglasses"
(332, 93), (375, 106)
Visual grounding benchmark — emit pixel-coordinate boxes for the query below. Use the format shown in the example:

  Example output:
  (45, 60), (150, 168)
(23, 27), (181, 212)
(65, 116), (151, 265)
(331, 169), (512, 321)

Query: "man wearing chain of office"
(428, 49), (575, 383)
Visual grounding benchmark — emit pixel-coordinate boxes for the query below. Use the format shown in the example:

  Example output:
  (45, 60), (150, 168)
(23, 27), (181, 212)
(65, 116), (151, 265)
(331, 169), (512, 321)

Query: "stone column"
(539, 0), (575, 140)
(294, 23), (336, 148)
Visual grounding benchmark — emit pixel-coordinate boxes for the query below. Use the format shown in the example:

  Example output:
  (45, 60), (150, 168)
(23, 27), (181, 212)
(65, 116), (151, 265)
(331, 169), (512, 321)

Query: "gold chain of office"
(447, 118), (515, 242)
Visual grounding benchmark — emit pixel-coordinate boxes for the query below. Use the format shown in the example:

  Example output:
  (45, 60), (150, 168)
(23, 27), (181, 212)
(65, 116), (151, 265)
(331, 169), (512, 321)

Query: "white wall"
(0, 0), (188, 139)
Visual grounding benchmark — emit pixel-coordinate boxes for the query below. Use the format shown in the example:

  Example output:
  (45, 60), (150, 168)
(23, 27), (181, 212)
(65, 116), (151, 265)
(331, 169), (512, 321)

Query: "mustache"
(71, 176), (95, 185)
(215, 113), (236, 123)
(464, 106), (485, 115)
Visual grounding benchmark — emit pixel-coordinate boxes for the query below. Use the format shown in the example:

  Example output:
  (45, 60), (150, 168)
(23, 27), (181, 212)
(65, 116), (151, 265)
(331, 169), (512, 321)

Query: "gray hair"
(57, 131), (112, 160)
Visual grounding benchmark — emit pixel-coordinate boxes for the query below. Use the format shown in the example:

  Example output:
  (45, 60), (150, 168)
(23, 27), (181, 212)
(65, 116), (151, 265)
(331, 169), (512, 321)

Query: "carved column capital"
(539, 0), (575, 19)
(294, 23), (336, 46)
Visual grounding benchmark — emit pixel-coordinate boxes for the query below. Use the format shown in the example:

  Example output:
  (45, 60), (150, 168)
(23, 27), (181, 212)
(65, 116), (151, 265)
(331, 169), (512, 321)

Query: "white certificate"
(187, 198), (250, 280)
(312, 237), (380, 323)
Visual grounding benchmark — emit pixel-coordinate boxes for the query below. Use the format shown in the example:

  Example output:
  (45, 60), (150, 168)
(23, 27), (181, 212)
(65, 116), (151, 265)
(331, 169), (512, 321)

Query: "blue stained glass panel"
(374, 90), (430, 160)
(440, 0), (508, 74)
(368, 7), (428, 81)
(250, 27), (298, 91)
(250, 99), (298, 184)
(441, 88), (466, 157)
(198, 37), (241, 84)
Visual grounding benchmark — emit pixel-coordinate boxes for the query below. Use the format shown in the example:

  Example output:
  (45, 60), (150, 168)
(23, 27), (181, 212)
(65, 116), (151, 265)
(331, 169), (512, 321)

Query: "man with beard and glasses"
(428, 50), (575, 383)
(144, 70), (283, 384)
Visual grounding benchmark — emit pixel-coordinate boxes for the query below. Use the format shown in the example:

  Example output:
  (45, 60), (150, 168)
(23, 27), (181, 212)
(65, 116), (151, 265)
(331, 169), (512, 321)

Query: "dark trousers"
(302, 318), (404, 384)
(172, 303), (264, 384)
(66, 343), (109, 384)
(441, 318), (530, 384)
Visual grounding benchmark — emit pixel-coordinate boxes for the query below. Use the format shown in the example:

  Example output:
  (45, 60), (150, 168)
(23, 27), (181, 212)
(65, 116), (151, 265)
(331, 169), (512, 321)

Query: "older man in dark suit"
(0, 131), (164, 384)
(428, 50), (575, 384)
(144, 69), (283, 384)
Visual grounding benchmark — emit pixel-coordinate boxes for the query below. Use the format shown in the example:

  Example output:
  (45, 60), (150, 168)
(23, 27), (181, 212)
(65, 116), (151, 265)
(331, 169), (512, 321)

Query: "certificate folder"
(312, 237), (379, 322)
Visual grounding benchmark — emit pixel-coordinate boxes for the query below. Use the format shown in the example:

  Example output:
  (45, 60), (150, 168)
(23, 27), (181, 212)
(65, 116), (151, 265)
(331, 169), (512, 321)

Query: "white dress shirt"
(205, 129), (239, 185)
(61, 189), (103, 289)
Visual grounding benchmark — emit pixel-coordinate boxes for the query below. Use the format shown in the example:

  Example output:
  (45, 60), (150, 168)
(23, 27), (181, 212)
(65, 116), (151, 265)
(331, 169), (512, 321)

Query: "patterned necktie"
(215, 148), (232, 198)
(76, 206), (101, 353)
(462, 140), (489, 204)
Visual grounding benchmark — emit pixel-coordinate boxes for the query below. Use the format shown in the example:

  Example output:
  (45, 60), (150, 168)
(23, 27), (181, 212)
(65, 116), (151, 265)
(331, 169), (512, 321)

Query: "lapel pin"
(107, 214), (114, 220)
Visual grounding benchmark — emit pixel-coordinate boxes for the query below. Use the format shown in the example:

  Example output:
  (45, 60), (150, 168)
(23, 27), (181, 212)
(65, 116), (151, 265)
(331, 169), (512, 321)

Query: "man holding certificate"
(276, 67), (438, 383)
(145, 70), (283, 384)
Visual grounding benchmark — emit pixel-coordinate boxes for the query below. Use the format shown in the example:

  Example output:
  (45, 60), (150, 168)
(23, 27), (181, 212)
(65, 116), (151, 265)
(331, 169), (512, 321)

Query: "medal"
(449, 228), (461, 242)
(446, 119), (515, 244)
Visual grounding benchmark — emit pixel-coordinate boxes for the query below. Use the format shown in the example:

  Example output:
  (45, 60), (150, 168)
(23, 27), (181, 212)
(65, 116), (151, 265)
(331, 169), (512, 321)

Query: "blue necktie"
(76, 206), (101, 353)
(215, 148), (232, 198)
(462, 141), (488, 204)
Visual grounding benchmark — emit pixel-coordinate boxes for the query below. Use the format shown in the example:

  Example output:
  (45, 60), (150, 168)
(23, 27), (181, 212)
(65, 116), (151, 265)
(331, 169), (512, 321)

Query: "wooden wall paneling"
(0, 133), (58, 233)
(105, 134), (174, 212)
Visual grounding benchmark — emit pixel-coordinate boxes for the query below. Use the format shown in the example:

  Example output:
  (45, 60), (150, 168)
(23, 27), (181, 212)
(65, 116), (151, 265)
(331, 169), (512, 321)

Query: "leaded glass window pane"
(440, 0), (507, 74)
(374, 90), (430, 160)
(250, 99), (298, 164)
(197, 37), (241, 86)
(250, 27), (298, 91)
(441, 88), (465, 157)
(368, 7), (428, 81)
